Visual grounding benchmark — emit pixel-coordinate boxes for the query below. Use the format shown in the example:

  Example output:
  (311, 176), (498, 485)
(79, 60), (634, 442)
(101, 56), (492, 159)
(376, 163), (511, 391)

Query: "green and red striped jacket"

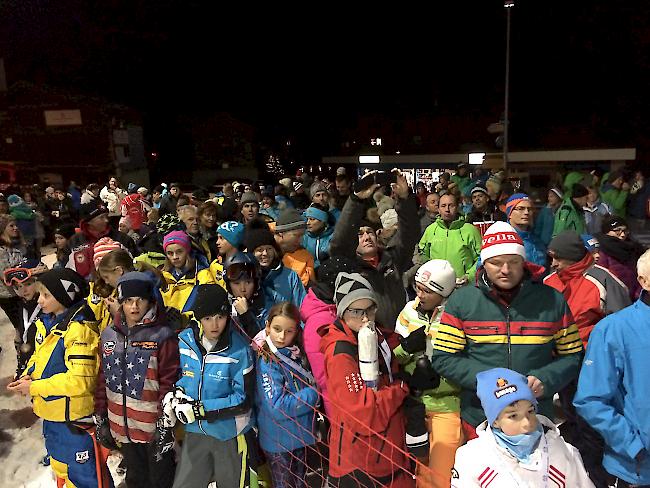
(431, 267), (583, 427)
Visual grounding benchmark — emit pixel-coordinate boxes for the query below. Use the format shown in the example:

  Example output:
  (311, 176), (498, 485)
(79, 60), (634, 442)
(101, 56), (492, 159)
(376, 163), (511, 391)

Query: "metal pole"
(504, 1), (513, 170)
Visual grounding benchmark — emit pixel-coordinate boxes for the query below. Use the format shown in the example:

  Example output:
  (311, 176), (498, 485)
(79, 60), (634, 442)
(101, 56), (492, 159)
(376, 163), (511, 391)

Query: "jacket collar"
(191, 318), (232, 354)
(555, 253), (593, 282)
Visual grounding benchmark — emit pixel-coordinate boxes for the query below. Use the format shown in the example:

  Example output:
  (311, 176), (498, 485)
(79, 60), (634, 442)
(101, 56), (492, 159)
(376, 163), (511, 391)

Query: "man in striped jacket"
(432, 221), (584, 440)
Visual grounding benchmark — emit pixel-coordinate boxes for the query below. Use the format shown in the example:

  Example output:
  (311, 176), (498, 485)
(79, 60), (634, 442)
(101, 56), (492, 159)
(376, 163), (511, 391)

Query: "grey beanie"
(334, 272), (377, 318)
(548, 231), (587, 262)
(240, 191), (259, 205)
(274, 208), (307, 233)
(310, 181), (328, 198)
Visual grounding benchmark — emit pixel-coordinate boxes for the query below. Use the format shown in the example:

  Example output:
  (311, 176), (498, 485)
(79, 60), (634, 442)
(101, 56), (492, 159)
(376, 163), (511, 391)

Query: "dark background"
(2, 1), (649, 168)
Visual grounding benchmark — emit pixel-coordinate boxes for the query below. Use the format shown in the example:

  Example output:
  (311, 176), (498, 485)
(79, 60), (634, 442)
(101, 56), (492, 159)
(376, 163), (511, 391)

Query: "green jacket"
(431, 268), (583, 427)
(394, 300), (460, 414)
(418, 216), (481, 280)
(601, 183), (629, 217)
(562, 171), (587, 197)
(552, 197), (586, 237)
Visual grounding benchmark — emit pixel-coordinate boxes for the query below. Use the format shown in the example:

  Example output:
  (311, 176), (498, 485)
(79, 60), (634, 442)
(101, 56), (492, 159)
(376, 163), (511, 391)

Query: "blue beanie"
(217, 221), (245, 248)
(581, 234), (599, 253)
(476, 368), (537, 425)
(505, 193), (530, 218)
(304, 205), (329, 223)
(116, 271), (155, 303)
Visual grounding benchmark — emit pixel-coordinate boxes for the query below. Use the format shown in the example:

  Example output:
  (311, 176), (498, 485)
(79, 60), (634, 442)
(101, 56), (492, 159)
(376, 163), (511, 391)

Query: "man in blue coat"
(574, 248), (650, 488)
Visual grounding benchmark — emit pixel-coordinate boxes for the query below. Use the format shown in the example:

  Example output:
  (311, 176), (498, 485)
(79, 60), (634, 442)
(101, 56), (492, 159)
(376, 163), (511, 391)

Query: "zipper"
(315, 237), (320, 263)
(520, 326), (551, 332)
(467, 326), (499, 331)
(505, 308), (512, 370)
(337, 423), (344, 466)
(122, 332), (131, 442)
(375, 428), (388, 463)
(197, 342), (208, 435)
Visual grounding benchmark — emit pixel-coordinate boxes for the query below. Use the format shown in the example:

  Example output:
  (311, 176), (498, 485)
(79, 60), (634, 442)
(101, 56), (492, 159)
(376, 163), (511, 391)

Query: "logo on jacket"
(75, 450), (89, 463)
(90, 293), (102, 305)
(103, 341), (115, 355)
(35, 332), (44, 345)
(131, 341), (158, 350)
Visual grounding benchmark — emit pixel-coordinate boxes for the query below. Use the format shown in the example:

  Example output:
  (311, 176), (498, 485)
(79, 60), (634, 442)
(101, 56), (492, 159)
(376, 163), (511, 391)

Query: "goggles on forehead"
(225, 263), (255, 282)
(3, 268), (34, 286)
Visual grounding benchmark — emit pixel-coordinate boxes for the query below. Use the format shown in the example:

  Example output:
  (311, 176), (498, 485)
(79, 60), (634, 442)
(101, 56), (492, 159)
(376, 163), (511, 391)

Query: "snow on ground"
(0, 249), (125, 487)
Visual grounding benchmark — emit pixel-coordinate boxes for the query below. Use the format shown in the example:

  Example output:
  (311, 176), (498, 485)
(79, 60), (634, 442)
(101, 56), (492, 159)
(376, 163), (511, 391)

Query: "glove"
(152, 418), (175, 462)
(399, 327), (427, 354)
(409, 356), (440, 395)
(93, 414), (118, 450)
(403, 397), (429, 460)
(161, 391), (177, 428)
(171, 386), (206, 424)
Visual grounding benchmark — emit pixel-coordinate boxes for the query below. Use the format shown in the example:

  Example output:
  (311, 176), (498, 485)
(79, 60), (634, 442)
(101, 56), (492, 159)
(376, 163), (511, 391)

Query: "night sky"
(2, 1), (650, 163)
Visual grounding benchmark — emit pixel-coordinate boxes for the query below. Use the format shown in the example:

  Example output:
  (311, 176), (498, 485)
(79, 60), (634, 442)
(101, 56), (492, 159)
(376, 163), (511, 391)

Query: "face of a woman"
(200, 211), (217, 229)
(5, 221), (20, 239)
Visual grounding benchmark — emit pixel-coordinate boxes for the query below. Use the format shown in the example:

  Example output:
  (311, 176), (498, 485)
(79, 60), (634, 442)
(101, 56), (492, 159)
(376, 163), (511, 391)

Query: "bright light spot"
(359, 155), (380, 164)
(469, 153), (485, 165)
(371, 138), (382, 146)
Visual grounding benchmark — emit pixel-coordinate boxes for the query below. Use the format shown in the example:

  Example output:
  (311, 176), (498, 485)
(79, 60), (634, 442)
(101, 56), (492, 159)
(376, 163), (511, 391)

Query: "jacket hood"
(301, 288), (337, 323)
(435, 214), (468, 230)
(554, 253), (593, 283)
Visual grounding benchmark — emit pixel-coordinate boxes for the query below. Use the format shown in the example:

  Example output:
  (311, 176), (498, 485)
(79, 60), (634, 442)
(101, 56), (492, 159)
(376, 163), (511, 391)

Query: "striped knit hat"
(163, 230), (191, 252)
(505, 193), (530, 218)
(480, 221), (526, 263)
(334, 272), (377, 318)
(93, 237), (127, 268)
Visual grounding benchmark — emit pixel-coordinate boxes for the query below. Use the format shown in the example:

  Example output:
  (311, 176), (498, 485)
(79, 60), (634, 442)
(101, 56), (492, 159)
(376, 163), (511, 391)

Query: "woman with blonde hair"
(0, 214), (28, 350)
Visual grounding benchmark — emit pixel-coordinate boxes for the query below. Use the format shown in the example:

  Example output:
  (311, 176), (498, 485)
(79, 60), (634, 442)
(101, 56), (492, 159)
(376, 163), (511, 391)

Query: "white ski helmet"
(414, 259), (457, 298)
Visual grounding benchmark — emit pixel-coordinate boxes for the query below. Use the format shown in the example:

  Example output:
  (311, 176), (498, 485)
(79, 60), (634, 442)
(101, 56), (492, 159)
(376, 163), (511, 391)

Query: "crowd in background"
(1, 162), (649, 488)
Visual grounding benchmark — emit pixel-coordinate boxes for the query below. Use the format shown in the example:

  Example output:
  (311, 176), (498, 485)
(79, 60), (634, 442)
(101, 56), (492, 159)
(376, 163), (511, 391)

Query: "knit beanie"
(549, 187), (563, 200)
(116, 271), (155, 303)
(476, 367), (537, 426)
(156, 214), (183, 236)
(79, 199), (108, 222)
(548, 231), (587, 262)
(505, 193), (530, 218)
(310, 182), (328, 198)
(470, 183), (490, 196)
(571, 184), (589, 199)
(7, 194), (23, 207)
(93, 237), (127, 268)
(54, 223), (77, 240)
(601, 215), (628, 234)
(38, 268), (89, 308)
(380, 208), (398, 229)
(217, 221), (245, 248)
(274, 208), (307, 233)
(293, 181), (304, 192)
(240, 192), (259, 205)
(414, 259), (457, 298)
(192, 284), (230, 320)
(303, 204), (329, 223)
(163, 230), (191, 252)
(334, 272), (377, 318)
(582, 234), (599, 252)
(244, 221), (279, 254)
(480, 221), (526, 263)
(376, 195), (395, 217)
(127, 183), (138, 194)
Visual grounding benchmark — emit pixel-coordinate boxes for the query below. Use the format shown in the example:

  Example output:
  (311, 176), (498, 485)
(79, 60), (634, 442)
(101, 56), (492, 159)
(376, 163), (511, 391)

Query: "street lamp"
(503, 0), (514, 170)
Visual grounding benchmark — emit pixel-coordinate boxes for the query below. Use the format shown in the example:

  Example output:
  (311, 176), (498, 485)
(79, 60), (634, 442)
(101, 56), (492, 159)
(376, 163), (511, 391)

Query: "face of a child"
(38, 287), (66, 315)
(216, 234), (235, 257)
(166, 243), (189, 269)
(54, 234), (68, 250)
(200, 314), (228, 341)
(122, 297), (151, 326)
(15, 280), (38, 301)
(230, 278), (254, 300)
(493, 400), (538, 436)
(266, 315), (298, 349)
(414, 282), (445, 311)
(99, 266), (125, 288)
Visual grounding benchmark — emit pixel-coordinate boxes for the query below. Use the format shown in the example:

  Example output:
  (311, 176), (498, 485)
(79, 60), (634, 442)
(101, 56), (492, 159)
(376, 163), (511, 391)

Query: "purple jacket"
(599, 251), (641, 301)
(300, 288), (337, 415)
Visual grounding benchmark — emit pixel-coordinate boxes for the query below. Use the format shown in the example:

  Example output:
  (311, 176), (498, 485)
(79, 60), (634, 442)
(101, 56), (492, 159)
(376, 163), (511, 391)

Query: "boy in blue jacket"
(166, 284), (258, 488)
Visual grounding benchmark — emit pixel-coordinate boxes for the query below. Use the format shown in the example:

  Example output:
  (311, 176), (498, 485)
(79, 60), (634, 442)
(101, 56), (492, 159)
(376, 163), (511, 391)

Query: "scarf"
(493, 423), (543, 463)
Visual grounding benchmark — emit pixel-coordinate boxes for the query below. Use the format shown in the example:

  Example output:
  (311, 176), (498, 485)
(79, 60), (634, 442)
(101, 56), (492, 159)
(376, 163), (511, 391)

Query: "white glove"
(161, 391), (177, 428)
(170, 387), (204, 424)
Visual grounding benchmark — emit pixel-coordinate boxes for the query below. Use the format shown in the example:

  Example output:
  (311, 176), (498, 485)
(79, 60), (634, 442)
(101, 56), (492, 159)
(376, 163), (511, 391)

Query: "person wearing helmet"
(393, 259), (462, 488)
(224, 252), (283, 337)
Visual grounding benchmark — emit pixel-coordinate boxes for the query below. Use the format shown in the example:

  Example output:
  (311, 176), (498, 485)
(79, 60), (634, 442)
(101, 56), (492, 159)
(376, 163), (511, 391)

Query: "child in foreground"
(451, 367), (594, 487)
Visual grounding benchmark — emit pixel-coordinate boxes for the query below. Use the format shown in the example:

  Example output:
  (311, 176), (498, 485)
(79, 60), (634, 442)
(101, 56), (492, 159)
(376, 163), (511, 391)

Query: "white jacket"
(452, 415), (594, 488)
(100, 186), (126, 215)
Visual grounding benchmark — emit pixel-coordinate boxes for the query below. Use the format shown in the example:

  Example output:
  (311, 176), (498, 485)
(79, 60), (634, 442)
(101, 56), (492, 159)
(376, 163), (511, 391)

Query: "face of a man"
(312, 191), (329, 206)
(170, 186), (180, 197)
(336, 179), (351, 196)
(549, 253), (577, 273)
(241, 203), (259, 222)
(181, 209), (200, 235)
(508, 201), (533, 229)
(472, 192), (489, 212)
(356, 227), (378, 258)
(425, 194), (439, 215)
(439, 195), (458, 224)
(483, 255), (525, 290)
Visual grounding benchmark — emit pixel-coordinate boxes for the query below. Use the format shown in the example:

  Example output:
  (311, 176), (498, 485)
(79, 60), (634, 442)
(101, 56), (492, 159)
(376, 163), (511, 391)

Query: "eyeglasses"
(345, 304), (378, 319)
(512, 206), (533, 213)
(3, 268), (33, 286)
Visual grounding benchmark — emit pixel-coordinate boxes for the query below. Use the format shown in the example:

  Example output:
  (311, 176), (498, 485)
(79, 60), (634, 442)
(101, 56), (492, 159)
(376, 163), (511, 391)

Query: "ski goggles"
(225, 263), (255, 282)
(3, 267), (35, 286)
